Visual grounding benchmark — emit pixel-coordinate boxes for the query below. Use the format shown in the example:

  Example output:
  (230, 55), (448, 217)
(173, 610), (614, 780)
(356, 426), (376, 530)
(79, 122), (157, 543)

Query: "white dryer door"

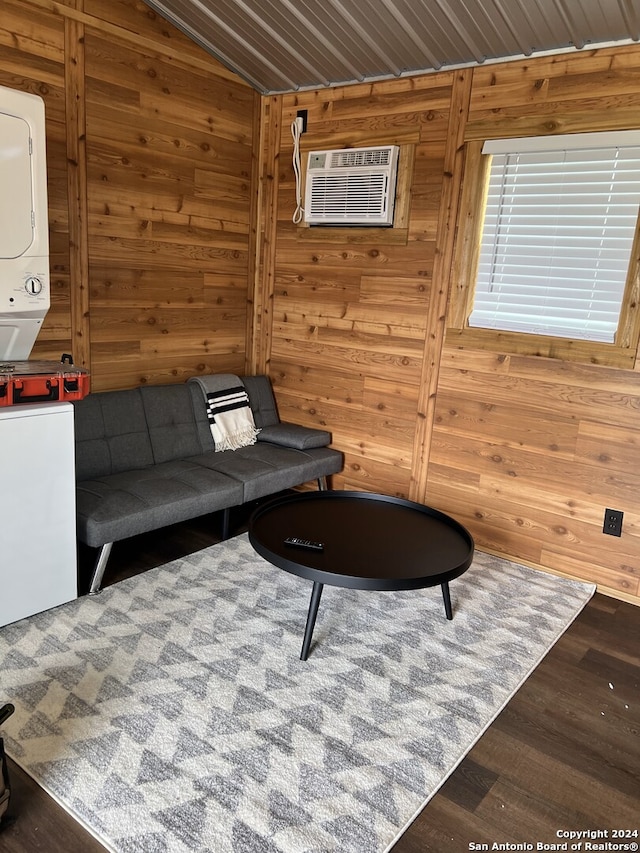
(0, 111), (34, 259)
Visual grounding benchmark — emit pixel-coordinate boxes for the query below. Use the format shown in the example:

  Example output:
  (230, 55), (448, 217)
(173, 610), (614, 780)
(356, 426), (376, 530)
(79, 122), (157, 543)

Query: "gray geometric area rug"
(0, 534), (594, 853)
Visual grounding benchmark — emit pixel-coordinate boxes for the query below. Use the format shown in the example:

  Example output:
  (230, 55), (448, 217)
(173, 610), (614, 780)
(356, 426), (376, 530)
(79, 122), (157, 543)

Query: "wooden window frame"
(447, 140), (640, 369)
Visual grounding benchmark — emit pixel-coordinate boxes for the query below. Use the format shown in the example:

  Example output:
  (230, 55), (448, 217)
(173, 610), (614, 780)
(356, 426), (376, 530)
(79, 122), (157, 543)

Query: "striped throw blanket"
(189, 374), (260, 451)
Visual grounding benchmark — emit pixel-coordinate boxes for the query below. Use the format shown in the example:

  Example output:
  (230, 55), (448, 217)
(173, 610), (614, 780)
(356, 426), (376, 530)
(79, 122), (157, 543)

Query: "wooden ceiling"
(142, 0), (640, 94)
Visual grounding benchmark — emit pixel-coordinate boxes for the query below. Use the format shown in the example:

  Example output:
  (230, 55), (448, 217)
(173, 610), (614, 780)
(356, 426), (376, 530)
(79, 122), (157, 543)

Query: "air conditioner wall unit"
(304, 145), (399, 226)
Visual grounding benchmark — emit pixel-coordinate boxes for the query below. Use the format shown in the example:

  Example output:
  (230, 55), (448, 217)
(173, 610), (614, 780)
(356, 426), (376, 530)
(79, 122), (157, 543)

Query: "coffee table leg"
(441, 581), (453, 620)
(300, 581), (324, 661)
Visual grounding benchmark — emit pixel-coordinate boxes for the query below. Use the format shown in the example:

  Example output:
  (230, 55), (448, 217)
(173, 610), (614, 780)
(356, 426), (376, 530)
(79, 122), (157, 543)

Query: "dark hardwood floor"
(1, 504), (639, 852)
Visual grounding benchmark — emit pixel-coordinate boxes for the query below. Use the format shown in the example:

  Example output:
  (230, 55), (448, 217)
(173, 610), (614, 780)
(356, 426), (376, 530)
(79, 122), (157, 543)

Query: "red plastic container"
(0, 359), (90, 406)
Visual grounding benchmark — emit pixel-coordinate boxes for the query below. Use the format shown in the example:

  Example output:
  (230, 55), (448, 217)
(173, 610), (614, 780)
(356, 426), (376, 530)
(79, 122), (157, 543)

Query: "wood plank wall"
(3, 0), (640, 605)
(255, 73), (459, 499)
(258, 45), (640, 606)
(429, 47), (640, 604)
(0, 0), (258, 390)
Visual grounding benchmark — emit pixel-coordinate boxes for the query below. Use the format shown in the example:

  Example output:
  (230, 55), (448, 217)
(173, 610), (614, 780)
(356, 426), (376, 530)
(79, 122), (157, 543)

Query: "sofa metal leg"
(88, 542), (113, 595)
(317, 476), (328, 491)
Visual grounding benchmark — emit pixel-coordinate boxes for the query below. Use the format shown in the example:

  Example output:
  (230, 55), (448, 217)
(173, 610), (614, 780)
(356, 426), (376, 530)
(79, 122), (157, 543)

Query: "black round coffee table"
(249, 491), (474, 660)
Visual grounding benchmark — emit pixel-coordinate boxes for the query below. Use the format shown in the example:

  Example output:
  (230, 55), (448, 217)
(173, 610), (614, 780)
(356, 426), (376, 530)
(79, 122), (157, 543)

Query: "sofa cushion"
(73, 389), (154, 481)
(257, 422), (332, 450)
(75, 461), (243, 547)
(189, 444), (343, 502)
(141, 384), (207, 463)
(241, 375), (280, 428)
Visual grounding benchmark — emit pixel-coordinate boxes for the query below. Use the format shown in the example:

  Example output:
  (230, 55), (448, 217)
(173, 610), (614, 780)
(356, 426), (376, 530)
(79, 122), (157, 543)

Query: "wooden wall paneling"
(275, 238), (443, 273)
(419, 44), (640, 605)
(81, 21), (255, 389)
(274, 265), (364, 302)
(0, 1), (66, 69)
(423, 471), (640, 596)
(32, 0), (249, 84)
(275, 388), (417, 495)
(248, 96), (282, 375)
(359, 273), (431, 305)
(363, 375), (420, 415)
(339, 458), (413, 496)
(262, 71), (462, 497)
(428, 344), (640, 602)
(243, 91), (262, 375)
(292, 74), (454, 147)
(433, 393), (581, 459)
(447, 140), (487, 330)
(264, 359), (419, 492)
(86, 351), (246, 390)
(445, 326), (640, 369)
(537, 549), (640, 602)
(392, 144), (415, 232)
(407, 140), (448, 244)
(2, 0), (255, 387)
(41, 121), (74, 360)
(465, 45), (640, 141)
(410, 69), (473, 503)
(84, 0), (215, 64)
(269, 334), (424, 377)
(65, 13), (91, 369)
(616, 221), (640, 353)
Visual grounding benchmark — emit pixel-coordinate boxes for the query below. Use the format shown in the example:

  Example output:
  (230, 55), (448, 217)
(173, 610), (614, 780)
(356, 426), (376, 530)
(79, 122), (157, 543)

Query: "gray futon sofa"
(72, 375), (343, 593)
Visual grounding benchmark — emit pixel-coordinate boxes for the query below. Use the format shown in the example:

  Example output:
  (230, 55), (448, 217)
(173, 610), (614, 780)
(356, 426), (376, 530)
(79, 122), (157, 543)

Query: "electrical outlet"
(296, 109), (308, 133)
(603, 508), (623, 537)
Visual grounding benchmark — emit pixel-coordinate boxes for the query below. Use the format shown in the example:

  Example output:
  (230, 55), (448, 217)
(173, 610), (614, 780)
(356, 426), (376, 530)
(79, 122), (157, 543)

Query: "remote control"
(284, 537), (324, 551)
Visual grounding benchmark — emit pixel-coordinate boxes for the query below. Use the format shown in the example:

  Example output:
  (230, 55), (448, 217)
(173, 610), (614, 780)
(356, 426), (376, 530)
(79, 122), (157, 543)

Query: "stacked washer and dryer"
(0, 85), (80, 626)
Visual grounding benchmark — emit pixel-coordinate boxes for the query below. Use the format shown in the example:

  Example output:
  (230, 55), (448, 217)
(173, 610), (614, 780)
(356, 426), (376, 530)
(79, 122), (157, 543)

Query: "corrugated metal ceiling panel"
(143, 0), (640, 94)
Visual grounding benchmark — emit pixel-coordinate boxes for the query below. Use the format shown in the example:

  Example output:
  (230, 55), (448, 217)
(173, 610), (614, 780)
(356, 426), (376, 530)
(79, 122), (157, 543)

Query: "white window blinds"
(469, 131), (640, 343)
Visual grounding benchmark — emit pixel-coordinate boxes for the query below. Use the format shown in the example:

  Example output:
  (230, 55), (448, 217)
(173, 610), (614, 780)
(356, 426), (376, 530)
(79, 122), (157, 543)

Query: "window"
(449, 131), (640, 367)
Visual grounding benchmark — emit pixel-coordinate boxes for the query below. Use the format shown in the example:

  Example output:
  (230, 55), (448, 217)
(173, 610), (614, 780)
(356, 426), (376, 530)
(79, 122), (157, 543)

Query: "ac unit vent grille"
(304, 145), (399, 226)
(309, 174), (388, 218)
(329, 148), (393, 168)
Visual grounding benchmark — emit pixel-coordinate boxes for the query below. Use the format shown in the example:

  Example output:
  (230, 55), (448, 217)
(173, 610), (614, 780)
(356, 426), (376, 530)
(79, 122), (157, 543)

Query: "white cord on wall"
(291, 117), (304, 224)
